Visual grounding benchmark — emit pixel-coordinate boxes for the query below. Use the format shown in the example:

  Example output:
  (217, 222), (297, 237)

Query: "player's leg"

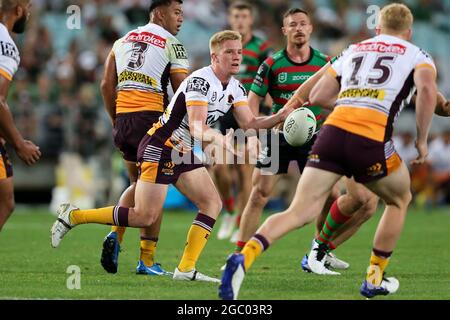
(235, 169), (280, 251)
(0, 144), (14, 231)
(133, 163), (168, 275)
(214, 163), (236, 240)
(360, 162), (412, 298)
(51, 169), (168, 248)
(136, 207), (171, 275)
(229, 144), (254, 243)
(219, 167), (342, 299)
(232, 131), (289, 251)
(216, 112), (238, 240)
(304, 179), (378, 273)
(329, 179), (379, 247)
(0, 178), (14, 232)
(100, 160), (136, 273)
(172, 167), (222, 282)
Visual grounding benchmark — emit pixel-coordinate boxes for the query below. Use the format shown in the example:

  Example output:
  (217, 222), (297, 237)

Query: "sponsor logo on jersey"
(211, 91), (217, 102)
(124, 32), (166, 49)
(354, 42), (406, 55)
(186, 77), (210, 96)
(292, 74), (311, 81)
(0, 41), (19, 63)
(118, 70), (157, 86)
(280, 92), (293, 100)
(338, 88), (385, 100)
(172, 44), (188, 59)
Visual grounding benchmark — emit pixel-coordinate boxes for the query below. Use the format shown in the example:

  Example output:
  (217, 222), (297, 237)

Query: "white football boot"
(173, 268), (221, 283)
(51, 203), (79, 248)
(326, 252), (350, 269)
(307, 241), (340, 275)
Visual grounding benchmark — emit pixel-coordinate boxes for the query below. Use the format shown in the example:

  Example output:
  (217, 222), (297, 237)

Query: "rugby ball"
(282, 107), (317, 147)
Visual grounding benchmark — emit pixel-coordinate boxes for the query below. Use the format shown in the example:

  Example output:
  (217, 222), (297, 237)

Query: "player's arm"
(186, 103), (234, 153)
(410, 91), (449, 117)
(232, 101), (286, 130)
(412, 67), (437, 164)
(309, 69), (340, 109)
(247, 91), (263, 116)
(170, 71), (188, 92)
(285, 62), (331, 110)
(0, 76), (41, 165)
(100, 51), (117, 125)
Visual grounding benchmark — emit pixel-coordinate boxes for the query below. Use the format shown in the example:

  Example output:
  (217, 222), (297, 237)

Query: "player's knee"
(355, 196), (378, 222)
(384, 190), (412, 210)
(252, 186), (271, 204)
(403, 190), (413, 207)
(198, 193), (222, 216)
(141, 213), (159, 227)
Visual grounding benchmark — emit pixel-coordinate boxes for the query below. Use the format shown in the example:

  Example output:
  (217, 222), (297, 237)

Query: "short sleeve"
(250, 59), (271, 97)
(0, 41), (19, 81)
(413, 48), (436, 75)
(329, 45), (353, 78)
(233, 81), (248, 108)
(168, 37), (189, 74)
(185, 76), (210, 107)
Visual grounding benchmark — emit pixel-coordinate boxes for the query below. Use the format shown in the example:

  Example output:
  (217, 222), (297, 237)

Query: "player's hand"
(278, 105), (294, 122)
(0, 137), (5, 145)
(443, 100), (450, 117)
(16, 140), (41, 165)
(410, 140), (428, 165)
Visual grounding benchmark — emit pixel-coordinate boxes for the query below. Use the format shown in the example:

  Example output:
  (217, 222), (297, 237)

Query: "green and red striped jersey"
(250, 47), (330, 128)
(236, 34), (273, 92)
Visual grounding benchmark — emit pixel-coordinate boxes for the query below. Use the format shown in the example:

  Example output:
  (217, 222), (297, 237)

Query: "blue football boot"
(219, 253), (246, 300)
(100, 231), (120, 274)
(136, 260), (173, 276)
(360, 275), (399, 298)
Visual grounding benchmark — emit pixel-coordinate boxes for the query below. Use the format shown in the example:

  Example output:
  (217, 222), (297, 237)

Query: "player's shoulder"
(0, 23), (13, 42)
(230, 76), (247, 94)
(185, 67), (216, 94)
(311, 47), (330, 63)
(190, 66), (213, 81)
(0, 23), (20, 64)
(265, 49), (285, 66)
(251, 34), (267, 47)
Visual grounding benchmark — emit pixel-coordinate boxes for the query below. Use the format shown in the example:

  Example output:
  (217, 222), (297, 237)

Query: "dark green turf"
(0, 206), (449, 300)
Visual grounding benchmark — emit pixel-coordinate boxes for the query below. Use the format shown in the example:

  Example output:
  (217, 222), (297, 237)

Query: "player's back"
(112, 22), (189, 115)
(326, 34), (436, 143)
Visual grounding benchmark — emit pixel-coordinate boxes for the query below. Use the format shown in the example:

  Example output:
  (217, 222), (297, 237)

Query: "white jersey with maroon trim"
(325, 34), (436, 143)
(148, 66), (248, 152)
(112, 22), (189, 114)
(0, 23), (20, 81)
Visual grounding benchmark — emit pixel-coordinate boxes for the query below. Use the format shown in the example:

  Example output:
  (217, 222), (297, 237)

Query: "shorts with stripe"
(113, 111), (161, 162)
(306, 124), (402, 184)
(0, 143), (13, 179)
(137, 134), (203, 185)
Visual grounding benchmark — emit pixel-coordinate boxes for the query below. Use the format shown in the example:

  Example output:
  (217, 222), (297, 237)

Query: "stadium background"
(1, 0), (450, 301)
(8, 0), (450, 210)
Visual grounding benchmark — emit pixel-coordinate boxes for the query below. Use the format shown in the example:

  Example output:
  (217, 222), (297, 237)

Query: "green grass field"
(0, 206), (449, 300)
